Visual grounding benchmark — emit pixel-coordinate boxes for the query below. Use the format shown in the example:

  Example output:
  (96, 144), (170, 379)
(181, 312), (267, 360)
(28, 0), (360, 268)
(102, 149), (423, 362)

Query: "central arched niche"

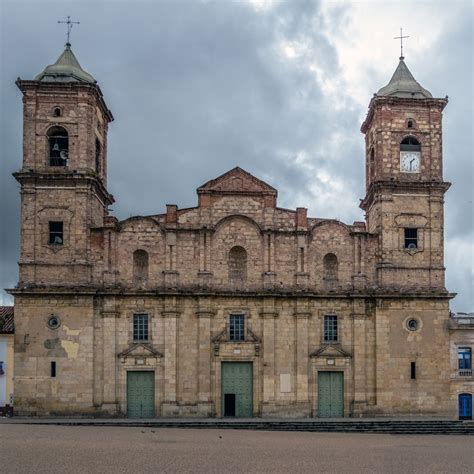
(228, 245), (248, 284)
(309, 220), (353, 290)
(213, 215), (262, 288)
(133, 249), (149, 285)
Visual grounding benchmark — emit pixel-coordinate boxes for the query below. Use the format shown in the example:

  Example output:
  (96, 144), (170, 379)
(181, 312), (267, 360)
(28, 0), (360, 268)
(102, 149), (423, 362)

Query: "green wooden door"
(221, 362), (253, 417)
(127, 371), (155, 418)
(318, 371), (344, 417)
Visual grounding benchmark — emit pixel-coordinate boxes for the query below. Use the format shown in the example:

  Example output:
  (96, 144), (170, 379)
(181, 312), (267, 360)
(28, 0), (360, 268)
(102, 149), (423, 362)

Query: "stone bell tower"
(15, 42), (114, 286)
(360, 55), (450, 290)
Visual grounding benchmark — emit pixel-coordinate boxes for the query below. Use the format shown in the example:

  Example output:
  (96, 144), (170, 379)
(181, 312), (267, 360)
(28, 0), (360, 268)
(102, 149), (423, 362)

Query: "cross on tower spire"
(394, 27), (409, 60)
(57, 15), (80, 46)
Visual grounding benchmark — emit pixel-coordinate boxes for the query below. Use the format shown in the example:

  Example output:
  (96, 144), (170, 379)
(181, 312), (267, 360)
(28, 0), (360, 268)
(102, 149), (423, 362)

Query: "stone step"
(86, 421), (474, 434)
(20, 419), (474, 434)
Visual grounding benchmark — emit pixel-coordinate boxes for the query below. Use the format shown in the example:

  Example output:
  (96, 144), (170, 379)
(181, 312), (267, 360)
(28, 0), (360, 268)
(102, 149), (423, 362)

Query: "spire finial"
(394, 27), (409, 60)
(57, 15), (80, 46)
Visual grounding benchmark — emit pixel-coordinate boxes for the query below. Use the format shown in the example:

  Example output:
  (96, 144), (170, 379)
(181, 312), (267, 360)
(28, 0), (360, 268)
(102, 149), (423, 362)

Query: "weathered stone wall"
(13, 294), (454, 417)
(16, 83), (111, 287)
(11, 71), (456, 419)
(364, 99), (444, 184)
(13, 295), (95, 415)
(371, 298), (452, 416)
(362, 97), (448, 291)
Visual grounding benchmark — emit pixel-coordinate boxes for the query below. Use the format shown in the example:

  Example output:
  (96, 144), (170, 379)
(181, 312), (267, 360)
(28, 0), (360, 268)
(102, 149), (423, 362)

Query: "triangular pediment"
(118, 343), (163, 359)
(211, 326), (261, 344)
(197, 167), (277, 196)
(310, 344), (352, 358)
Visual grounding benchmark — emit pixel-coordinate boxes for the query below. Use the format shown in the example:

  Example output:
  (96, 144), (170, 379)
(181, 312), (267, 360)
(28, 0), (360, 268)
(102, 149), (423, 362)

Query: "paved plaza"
(0, 424), (473, 473)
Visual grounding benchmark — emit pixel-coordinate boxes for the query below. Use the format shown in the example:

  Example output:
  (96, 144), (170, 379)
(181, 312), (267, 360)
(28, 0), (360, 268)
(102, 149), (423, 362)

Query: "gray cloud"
(0, 1), (472, 310)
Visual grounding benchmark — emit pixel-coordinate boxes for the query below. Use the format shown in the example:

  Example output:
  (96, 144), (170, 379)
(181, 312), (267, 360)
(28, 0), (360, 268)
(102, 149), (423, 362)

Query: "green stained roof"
(377, 57), (432, 99)
(35, 43), (96, 83)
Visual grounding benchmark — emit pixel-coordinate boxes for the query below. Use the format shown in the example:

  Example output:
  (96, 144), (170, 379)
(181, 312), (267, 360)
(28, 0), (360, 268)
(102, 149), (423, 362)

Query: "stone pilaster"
(294, 299), (311, 407)
(196, 297), (213, 415)
(351, 299), (368, 414)
(101, 307), (119, 413)
(162, 310), (179, 407)
(198, 229), (213, 287)
(260, 299), (278, 404)
(93, 301), (103, 408)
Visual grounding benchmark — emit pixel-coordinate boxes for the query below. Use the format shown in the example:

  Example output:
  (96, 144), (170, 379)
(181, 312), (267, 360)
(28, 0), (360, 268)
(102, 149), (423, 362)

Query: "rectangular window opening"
(411, 361), (416, 379)
(404, 228), (418, 249)
(49, 221), (64, 245)
(229, 314), (245, 342)
(133, 314), (149, 341)
(324, 315), (338, 343)
(51, 361), (56, 377)
(458, 348), (472, 370)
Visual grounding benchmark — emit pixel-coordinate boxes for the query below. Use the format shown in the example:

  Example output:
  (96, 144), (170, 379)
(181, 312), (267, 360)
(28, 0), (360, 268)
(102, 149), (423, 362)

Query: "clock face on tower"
(400, 152), (420, 173)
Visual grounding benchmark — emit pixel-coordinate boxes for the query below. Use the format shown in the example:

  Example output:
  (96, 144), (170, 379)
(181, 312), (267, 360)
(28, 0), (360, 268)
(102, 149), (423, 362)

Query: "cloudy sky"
(0, 0), (472, 311)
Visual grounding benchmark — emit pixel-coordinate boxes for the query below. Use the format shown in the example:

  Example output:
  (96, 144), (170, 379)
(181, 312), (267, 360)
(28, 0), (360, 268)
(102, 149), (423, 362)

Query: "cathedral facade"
(10, 44), (457, 418)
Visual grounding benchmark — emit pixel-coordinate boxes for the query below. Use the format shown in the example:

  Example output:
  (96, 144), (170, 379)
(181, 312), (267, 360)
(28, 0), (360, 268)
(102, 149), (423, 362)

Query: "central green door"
(221, 362), (253, 417)
(318, 371), (344, 417)
(127, 371), (155, 418)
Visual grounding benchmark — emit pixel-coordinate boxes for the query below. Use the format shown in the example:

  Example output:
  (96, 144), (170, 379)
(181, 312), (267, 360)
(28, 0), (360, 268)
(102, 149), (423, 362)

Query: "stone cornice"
(13, 170), (115, 206)
(7, 286), (456, 300)
(360, 180), (451, 211)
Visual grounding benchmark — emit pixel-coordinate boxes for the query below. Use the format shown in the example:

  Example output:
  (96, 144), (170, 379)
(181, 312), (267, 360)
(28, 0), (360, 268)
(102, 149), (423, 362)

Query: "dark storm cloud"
(0, 1), (471, 310)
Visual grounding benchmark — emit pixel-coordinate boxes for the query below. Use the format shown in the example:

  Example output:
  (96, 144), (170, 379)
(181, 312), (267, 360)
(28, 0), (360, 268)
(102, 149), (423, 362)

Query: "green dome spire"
(35, 43), (96, 83)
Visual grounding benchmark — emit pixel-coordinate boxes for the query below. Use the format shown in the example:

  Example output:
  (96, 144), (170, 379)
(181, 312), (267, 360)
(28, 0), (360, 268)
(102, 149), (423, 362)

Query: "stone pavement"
(1, 424), (473, 474)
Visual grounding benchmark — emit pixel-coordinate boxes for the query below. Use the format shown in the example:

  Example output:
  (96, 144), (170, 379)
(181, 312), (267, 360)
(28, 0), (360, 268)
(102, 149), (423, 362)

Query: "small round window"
(47, 315), (60, 329)
(407, 319), (418, 331)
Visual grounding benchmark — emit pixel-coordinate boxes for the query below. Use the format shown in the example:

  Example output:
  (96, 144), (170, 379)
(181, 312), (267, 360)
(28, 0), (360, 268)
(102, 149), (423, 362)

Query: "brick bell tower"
(15, 42), (114, 286)
(360, 55), (450, 290)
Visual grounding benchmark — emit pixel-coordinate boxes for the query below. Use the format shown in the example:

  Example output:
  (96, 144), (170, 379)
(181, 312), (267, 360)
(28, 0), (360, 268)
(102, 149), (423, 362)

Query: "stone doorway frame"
(310, 345), (352, 417)
(118, 344), (163, 416)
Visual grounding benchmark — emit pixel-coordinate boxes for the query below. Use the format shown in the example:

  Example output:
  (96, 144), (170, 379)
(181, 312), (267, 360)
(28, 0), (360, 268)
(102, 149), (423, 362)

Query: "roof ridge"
(197, 167), (277, 194)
